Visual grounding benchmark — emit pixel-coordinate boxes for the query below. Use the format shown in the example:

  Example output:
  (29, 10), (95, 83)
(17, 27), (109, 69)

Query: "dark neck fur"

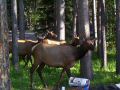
(74, 44), (89, 60)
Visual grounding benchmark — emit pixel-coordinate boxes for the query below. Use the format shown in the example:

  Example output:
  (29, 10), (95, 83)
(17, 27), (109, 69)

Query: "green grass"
(91, 48), (120, 86)
(10, 48), (120, 90)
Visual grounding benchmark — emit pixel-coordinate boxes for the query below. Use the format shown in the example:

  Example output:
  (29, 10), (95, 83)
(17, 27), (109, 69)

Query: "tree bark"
(101, 0), (107, 69)
(11, 0), (19, 70)
(78, 0), (93, 79)
(72, 0), (78, 38)
(97, 0), (102, 58)
(54, 0), (57, 33)
(56, 0), (65, 40)
(116, 0), (120, 74)
(92, 0), (97, 47)
(0, 0), (11, 89)
(18, 0), (25, 39)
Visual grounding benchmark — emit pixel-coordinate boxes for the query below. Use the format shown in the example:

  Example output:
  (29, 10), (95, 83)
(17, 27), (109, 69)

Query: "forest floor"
(10, 48), (120, 90)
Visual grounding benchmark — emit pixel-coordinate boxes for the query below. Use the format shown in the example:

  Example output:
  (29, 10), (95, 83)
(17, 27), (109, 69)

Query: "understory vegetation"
(10, 48), (120, 90)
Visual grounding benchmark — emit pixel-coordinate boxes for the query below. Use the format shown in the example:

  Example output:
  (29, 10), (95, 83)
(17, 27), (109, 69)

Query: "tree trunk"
(101, 0), (107, 69)
(56, 0), (65, 40)
(78, 0), (93, 79)
(54, 0), (57, 33)
(0, 0), (11, 89)
(116, 0), (120, 74)
(92, 0), (97, 47)
(72, 0), (78, 38)
(18, 0), (25, 39)
(97, 0), (102, 58)
(11, 0), (19, 70)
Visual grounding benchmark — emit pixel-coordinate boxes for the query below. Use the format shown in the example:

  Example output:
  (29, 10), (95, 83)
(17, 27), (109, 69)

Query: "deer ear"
(76, 36), (79, 39)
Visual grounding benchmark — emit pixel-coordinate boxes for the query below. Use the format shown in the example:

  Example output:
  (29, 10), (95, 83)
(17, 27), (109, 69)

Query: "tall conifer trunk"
(78, 0), (93, 79)
(116, 0), (120, 74)
(0, 0), (10, 89)
(56, 0), (65, 40)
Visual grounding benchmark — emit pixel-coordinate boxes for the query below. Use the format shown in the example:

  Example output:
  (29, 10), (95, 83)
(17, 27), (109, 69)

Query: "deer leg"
(24, 55), (28, 67)
(27, 54), (32, 65)
(66, 68), (71, 78)
(24, 54), (32, 67)
(55, 68), (66, 88)
(30, 64), (38, 89)
(36, 63), (47, 88)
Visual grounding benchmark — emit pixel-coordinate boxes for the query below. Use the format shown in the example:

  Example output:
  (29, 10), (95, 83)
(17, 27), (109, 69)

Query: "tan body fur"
(30, 39), (95, 88)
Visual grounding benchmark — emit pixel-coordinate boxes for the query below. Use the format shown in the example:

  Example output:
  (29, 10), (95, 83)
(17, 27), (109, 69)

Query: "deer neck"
(75, 45), (89, 60)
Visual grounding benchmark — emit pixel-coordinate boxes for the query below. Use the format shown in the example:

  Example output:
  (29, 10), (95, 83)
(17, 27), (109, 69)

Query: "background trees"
(1, 0), (120, 89)
(8, 0), (119, 79)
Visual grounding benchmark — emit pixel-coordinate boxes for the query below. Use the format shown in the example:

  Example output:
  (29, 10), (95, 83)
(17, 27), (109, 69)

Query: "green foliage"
(65, 0), (73, 38)
(91, 49), (119, 86)
(106, 0), (116, 43)
(7, 0), (116, 42)
(24, 0), (54, 33)
(24, 0), (73, 38)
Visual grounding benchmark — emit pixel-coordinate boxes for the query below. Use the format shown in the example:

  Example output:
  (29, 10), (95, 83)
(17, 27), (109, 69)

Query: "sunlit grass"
(10, 48), (120, 90)
(91, 48), (120, 86)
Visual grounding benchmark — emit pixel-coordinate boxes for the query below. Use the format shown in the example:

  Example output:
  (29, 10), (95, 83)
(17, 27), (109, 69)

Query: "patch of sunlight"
(71, 62), (80, 74)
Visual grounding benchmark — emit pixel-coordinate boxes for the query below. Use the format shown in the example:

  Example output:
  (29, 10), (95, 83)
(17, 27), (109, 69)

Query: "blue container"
(78, 84), (89, 90)
(69, 77), (90, 90)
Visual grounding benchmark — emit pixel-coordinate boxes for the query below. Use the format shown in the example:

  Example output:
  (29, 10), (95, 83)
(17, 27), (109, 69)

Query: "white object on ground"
(69, 77), (90, 87)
